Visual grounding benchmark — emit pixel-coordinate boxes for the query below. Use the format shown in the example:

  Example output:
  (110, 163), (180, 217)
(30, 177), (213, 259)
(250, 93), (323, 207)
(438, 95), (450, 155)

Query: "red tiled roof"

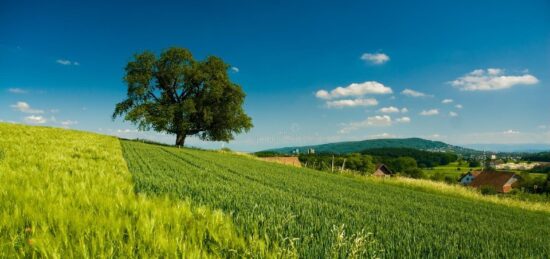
(470, 171), (517, 191)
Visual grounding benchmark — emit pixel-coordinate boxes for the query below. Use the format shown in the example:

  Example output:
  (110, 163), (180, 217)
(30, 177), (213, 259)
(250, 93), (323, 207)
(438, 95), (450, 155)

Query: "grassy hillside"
(263, 137), (478, 155)
(122, 140), (550, 258)
(0, 123), (270, 257)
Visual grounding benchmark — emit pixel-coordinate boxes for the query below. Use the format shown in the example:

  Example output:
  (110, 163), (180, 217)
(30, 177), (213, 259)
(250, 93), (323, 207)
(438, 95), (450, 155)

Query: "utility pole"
(331, 155), (335, 173)
(341, 158), (346, 172)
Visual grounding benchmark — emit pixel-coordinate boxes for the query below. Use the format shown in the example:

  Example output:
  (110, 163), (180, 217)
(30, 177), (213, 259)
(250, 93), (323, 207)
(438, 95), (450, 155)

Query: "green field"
(2, 123), (550, 258)
(422, 162), (477, 179)
(122, 140), (550, 258)
(0, 123), (270, 257)
(423, 162), (547, 181)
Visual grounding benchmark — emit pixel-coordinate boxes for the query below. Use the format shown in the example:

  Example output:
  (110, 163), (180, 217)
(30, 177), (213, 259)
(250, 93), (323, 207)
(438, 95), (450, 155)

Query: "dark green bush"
(480, 185), (497, 195)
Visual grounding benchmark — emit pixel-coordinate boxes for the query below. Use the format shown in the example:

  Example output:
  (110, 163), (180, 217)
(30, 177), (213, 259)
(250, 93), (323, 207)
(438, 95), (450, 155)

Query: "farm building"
(259, 156), (302, 167)
(372, 164), (394, 177)
(459, 170), (482, 185)
(469, 171), (519, 193)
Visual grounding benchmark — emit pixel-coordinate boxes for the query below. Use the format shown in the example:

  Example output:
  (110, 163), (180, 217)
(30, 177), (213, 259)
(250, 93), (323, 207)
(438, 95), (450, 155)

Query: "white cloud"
(8, 88), (27, 94)
(378, 106), (409, 114)
(420, 109), (439, 116)
(56, 59), (79, 66)
(24, 115), (46, 124)
(360, 52), (390, 64)
(326, 98), (378, 108)
(451, 68), (538, 91)
(61, 120), (78, 127)
(401, 88), (431, 97)
(455, 104), (463, 109)
(117, 129), (139, 134)
(231, 66), (239, 73)
(442, 99), (453, 104)
(339, 115), (393, 133)
(10, 101), (44, 114)
(316, 81), (393, 100)
(378, 106), (400, 113)
(538, 125), (548, 129)
(449, 111), (458, 117)
(395, 116), (411, 123)
(503, 129), (520, 135)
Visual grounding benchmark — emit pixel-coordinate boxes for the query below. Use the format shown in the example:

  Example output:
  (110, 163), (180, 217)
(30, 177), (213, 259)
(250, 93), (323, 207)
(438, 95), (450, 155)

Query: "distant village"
(260, 148), (549, 194)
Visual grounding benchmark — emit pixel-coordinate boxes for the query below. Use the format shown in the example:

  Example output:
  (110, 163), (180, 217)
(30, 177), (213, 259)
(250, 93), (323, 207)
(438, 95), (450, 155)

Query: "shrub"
(480, 185), (497, 195)
(403, 168), (426, 179)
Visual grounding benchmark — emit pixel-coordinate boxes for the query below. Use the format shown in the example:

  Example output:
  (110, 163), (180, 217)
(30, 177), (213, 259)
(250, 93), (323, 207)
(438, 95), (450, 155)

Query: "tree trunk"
(176, 132), (186, 147)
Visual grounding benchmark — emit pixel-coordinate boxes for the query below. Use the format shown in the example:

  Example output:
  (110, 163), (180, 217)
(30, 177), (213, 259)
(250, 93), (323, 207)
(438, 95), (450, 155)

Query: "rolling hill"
(2, 123), (549, 257)
(262, 137), (479, 155)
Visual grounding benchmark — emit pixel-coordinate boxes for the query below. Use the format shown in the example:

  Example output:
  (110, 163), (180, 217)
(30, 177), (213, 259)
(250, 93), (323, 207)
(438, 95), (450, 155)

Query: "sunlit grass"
(122, 140), (550, 258)
(0, 123), (271, 257)
(365, 176), (550, 213)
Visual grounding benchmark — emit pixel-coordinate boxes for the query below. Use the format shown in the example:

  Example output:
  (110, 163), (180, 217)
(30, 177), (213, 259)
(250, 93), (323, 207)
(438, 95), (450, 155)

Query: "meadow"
(0, 123), (271, 257)
(122, 140), (550, 258)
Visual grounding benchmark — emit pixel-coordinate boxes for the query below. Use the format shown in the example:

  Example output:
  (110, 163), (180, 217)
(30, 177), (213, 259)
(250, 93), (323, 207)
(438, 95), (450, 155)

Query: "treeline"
(297, 148), (455, 177)
(298, 153), (376, 174)
(523, 152), (550, 162)
(361, 148), (458, 168)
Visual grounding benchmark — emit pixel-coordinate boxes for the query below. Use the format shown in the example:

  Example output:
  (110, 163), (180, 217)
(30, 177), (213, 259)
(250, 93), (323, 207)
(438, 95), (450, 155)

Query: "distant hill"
(262, 138), (479, 155)
(464, 144), (550, 153)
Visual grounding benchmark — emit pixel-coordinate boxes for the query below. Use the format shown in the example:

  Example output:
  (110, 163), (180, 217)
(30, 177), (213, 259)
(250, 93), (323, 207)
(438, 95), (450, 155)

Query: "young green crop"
(0, 123), (272, 257)
(122, 140), (550, 258)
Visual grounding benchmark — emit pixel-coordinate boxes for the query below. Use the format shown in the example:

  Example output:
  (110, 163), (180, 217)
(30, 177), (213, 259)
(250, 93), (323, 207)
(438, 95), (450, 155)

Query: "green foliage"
(298, 153), (375, 174)
(480, 185), (498, 195)
(0, 123), (270, 257)
(523, 152), (550, 162)
(122, 140), (550, 258)
(403, 168), (427, 179)
(113, 47), (252, 146)
(468, 159), (481, 167)
(383, 156), (418, 173)
(363, 147), (458, 168)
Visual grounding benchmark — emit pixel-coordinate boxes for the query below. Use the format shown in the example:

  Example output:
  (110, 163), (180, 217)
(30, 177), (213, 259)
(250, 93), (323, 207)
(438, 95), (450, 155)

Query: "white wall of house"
(460, 174), (475, 185)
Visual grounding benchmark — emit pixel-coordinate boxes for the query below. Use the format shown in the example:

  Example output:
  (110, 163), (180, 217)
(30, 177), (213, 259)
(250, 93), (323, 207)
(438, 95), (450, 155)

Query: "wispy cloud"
(378, 106), (399, 113)
(24, 115), (47, 124)
(441, 99), (453, 104)
(449, 111), (458, 117)
(378, 106), (408, 114)
(420, 109), (439, 116)
(316, 81), (392, 100)
(10, 101), (44, 114)
(455, 104), (463, 109)
(451, 68), (538, 91)
(56, 59), (80, 66)
(395, 116), (411, 123)
(503, 129), (520, 135)
(326, 98), (378, 108)
(401, 88), (432, 97)
(360, 52), (390, 64)
(60, 120), (78, 127)
(339, 115), (409, 134)
(231, 66), (239, 73)
(7, 88), (28, 94)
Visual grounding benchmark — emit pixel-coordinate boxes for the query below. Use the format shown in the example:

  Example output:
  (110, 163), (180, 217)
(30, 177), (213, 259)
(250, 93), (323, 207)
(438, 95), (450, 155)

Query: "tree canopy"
(113, 47), (253, 146)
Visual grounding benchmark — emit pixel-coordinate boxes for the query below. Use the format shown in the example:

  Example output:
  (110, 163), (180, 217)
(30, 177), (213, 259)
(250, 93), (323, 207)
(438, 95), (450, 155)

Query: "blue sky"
(1, 0), (549, 151)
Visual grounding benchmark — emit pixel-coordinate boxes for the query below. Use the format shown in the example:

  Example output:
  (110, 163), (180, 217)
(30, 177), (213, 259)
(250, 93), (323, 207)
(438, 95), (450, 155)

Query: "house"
(469, 171), (519, 193)
(459, 170), (482, 185)
(372, 164), (394, 177)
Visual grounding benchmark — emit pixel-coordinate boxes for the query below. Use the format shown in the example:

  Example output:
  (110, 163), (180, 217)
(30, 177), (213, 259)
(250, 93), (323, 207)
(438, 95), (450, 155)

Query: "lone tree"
(113, 47), (253, 146)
